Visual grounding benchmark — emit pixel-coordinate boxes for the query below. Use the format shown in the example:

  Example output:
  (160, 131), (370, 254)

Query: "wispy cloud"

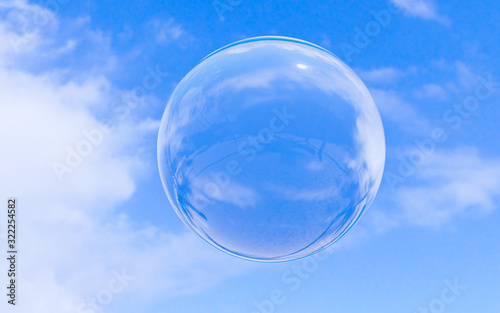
(356, 67), (405, 85)
(370, 88), (432, 135)
(370, 147), (500, 230)
(151, 18), (189, 45)
(364, 60), (491, 133)
(390, 0), (450, 24)
(361, 58), (500, 231)
(412, 83), (449, 101)
(0, 2), (253, 312)
(397, 147), (500, 227)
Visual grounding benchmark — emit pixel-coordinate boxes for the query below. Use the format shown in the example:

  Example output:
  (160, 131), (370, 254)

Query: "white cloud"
(398, 147), (500, 227)
(370, 88), (432, 135)
(359, 57), (500, 233)
(453, 61), (478, 89)
(356, 67), (405, 85)
(412, 83), (448, 101)
(137, 117), (161, 132)
(0, 2), (253, 312)
(390, 0), (450, 24)
(368, 147), (500, 230)
(151, 18), (187, 44)
(365, 60), (491, 133)
(0, 0), (59, 56)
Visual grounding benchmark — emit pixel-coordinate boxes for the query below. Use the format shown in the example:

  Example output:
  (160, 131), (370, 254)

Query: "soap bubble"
(158, 36), (385, 262)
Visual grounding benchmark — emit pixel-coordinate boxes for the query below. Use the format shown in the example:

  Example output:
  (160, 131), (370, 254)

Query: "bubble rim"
(157, 35), (385, 263)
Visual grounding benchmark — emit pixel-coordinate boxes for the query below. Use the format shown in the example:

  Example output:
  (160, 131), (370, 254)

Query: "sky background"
(0, 0), (499, 312)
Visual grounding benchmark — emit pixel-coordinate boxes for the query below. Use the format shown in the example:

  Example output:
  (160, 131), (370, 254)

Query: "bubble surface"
(158, 36), (385, 262)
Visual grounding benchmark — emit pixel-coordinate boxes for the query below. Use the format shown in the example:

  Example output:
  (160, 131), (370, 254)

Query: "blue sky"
(0, 0), (499, 312)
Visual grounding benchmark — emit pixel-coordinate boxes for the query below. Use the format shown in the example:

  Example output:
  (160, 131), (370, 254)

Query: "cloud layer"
(0, 2), (254, 312)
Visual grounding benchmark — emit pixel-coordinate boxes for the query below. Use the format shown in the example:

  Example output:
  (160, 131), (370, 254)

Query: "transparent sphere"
(158, 36), (385, 262)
